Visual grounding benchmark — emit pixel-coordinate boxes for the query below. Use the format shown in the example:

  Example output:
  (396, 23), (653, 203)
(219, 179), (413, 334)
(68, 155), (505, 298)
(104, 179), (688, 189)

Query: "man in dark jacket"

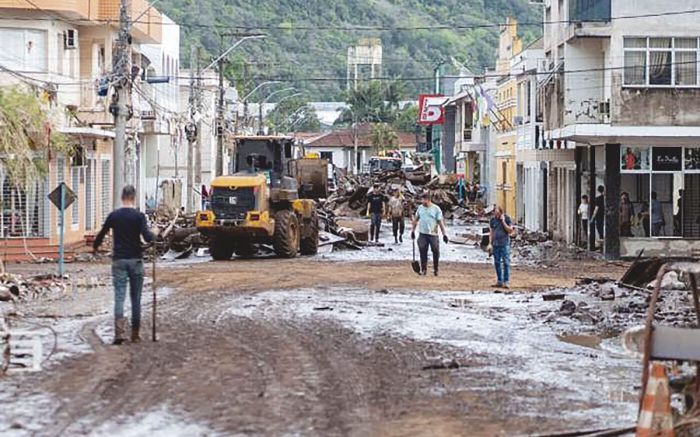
(94, 186), (154, 344)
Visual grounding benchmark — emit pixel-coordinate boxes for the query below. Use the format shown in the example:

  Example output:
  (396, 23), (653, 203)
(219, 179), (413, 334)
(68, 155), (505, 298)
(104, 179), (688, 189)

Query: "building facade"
(495, 19), (521, 217)
(0, 0), (164, 260)
(543, 0), (700, 258)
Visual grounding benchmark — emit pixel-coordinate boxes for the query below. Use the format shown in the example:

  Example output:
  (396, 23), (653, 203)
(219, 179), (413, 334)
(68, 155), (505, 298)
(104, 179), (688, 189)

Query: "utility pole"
(185, 46), (197, 213)
(111, 0), (132, 209)
(194, 46), (203, 209)
(216, 34), (226, 177)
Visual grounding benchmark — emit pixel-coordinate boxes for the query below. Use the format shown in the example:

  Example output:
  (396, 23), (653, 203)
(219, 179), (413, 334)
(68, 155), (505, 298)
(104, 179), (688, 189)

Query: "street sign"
(48, 182), (76, 210)
(47, 182), (76, 277)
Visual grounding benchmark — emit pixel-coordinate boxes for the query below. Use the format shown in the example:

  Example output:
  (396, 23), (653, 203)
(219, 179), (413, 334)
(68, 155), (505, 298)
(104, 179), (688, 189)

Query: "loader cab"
(233, 136), (298, 191)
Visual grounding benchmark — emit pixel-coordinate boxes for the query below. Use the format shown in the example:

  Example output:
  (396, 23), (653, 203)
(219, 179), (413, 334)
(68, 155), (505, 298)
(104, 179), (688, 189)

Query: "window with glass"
(624, 37), (699, 87)
(620, 146), (700, 239)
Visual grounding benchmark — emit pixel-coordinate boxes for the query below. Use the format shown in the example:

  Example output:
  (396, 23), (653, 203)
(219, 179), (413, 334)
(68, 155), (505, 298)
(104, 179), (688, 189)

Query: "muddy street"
(0, 257), (641, 436)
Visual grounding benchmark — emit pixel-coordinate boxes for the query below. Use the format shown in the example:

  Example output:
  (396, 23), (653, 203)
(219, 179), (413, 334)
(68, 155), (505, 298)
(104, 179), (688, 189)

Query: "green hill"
(159, 0), (542, 100)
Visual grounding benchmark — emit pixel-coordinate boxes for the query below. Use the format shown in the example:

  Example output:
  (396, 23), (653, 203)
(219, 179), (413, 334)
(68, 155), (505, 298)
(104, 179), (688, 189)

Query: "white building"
(513, 39), (547, 231)
(543, 0), (700, 258)
(138, 14), (181, 210)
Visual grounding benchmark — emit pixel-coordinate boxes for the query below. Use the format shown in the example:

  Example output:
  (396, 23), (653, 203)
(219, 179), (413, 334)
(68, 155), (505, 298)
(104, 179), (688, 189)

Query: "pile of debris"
(316, 168), (491, 250)
(148, 206), (208, 260)
(0, 273), (68, 303)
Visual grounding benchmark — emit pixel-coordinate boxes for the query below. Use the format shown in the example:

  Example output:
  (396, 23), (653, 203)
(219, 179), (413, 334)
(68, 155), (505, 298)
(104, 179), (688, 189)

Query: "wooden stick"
(151, 243), (157, 342)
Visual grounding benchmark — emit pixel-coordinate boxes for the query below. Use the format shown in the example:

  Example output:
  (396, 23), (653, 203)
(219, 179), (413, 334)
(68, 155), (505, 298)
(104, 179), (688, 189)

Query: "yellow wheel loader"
(195, 136), (327, 260)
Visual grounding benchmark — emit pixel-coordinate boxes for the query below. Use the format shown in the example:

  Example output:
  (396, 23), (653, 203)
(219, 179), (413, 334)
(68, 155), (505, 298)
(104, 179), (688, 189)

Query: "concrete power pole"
(185, 46), (197, 213)
(111, 0), (132, 208)
(194, 46), (203, 209)
(216, 53), (225, 176)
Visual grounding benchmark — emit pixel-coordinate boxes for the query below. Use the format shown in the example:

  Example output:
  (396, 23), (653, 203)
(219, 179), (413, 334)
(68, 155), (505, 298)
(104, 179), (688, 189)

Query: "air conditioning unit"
(64, 29), (78, 49)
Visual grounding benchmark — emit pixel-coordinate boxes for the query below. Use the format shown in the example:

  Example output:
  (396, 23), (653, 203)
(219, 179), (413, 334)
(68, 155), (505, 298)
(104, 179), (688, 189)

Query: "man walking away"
(591, 185), (605, 247)
(94, 185), (154, 345)
(387, 189), (405, 244)
(411, 193), (449, 276)
(366, 184), (386, 242)
(488, 206), (514, 289)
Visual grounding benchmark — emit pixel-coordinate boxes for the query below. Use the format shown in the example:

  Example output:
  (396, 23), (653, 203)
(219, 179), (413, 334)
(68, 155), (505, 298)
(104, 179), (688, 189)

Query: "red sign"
(418, 94), (446, 125)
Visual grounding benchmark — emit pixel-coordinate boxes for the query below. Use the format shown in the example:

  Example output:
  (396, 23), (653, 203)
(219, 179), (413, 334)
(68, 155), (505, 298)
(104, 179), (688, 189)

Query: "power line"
(5, 8), (700, 32)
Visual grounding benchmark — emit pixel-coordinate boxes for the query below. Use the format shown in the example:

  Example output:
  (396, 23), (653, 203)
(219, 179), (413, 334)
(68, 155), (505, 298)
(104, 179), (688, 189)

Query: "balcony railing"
(569, 0), (611, 22)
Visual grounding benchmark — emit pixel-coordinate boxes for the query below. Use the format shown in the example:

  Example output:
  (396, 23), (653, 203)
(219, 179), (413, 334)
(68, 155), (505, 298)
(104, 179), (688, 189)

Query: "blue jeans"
(493, 245), (511, 285)
(112, 258), (145, 327)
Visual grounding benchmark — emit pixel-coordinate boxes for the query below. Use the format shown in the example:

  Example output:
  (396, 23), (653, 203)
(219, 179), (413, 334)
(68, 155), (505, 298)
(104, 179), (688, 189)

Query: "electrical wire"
(5, 6), (700, 31)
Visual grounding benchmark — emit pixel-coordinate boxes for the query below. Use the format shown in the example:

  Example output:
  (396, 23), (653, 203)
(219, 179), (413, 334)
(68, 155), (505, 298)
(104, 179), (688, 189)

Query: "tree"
(393, 104), (419, 133)
(266, 96), (321, 133)
(370, 123), (399, 154)
(338, 80), (406, 126)
(0, 87), (68, 189)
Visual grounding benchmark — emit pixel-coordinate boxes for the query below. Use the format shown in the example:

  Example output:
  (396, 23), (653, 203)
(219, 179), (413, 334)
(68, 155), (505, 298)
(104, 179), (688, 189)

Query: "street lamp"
(257, 87), (296, 134)
(281, 106), (308, 133)
(266, 93), (304, 135)
(237, 81), (280, 135)
(243, 81), (281, 101)
(207, 34), (266, 177)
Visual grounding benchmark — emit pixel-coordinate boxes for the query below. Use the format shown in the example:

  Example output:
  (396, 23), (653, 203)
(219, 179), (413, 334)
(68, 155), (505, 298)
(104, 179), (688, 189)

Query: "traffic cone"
(637, 363), (674, 437)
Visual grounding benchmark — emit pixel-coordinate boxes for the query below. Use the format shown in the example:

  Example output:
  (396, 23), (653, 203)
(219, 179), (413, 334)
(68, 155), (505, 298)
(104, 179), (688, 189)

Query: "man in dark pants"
(387, 189), (405, 243)
(366, 184), (386, 242)
(488, 206), (514, 289)
(94, 186), (154, 345)
(591, 185), (605, 247)
(411, 193), (449, 276)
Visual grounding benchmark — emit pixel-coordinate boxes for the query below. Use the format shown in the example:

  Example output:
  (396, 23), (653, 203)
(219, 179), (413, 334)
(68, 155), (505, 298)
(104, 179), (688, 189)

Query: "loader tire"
(273, 210), (299, 258)
(235, 240), (257, 258)
(300, 209), (319, 256)
(209, 236), (234, 261)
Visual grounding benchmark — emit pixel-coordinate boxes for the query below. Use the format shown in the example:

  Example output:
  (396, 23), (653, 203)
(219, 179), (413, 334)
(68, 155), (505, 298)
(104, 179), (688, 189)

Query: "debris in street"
(0, 274), (68, 303)
(421, 358), (463, 371)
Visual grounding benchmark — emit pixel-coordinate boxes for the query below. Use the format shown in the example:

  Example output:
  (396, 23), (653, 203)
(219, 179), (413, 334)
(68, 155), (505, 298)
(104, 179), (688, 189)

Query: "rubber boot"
(131, 324), (141, 343)
(420, 262), (428, 276)
(113, 317), (127, 345)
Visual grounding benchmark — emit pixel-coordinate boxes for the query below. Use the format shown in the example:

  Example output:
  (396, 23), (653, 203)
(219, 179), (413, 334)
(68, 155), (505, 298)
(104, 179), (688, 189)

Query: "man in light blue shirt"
(411, 193), (449, 276)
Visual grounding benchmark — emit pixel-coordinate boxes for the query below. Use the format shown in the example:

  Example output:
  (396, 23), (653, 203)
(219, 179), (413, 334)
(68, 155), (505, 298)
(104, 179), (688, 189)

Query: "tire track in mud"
(13, 285), (600, 436)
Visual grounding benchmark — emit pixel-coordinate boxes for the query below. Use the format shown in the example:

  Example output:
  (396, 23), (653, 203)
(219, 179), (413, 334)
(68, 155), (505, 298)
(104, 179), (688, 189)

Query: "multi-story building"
(138, 15), (181, 211)
(495, 18), (521, 217)
(0, 0), (163, 260)
(513, 39), (547, 231)
(543, 0), (700, 258)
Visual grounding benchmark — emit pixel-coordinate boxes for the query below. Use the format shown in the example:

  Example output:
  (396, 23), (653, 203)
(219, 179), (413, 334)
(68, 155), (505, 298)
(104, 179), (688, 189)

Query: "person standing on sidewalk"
(488, 206), (514, 289)
(411, 193), (449, 276)
(387, 189), (406, 244)
(93, 185), (154, 345)
(366, 184), (386, 242)
(577, 195), (589, 246)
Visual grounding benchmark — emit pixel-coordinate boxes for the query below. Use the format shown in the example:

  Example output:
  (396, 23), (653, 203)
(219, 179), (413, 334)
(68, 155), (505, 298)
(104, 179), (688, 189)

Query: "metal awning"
(59, 127), (115, 139)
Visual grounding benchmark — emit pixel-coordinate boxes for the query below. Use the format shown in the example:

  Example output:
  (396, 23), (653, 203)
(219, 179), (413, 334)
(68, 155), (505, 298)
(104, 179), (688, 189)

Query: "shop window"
(651, 174), (683, 237)
(684, 174), (700, 238)
(620, 146), (700, 239)
(621, 174), (650, 237)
